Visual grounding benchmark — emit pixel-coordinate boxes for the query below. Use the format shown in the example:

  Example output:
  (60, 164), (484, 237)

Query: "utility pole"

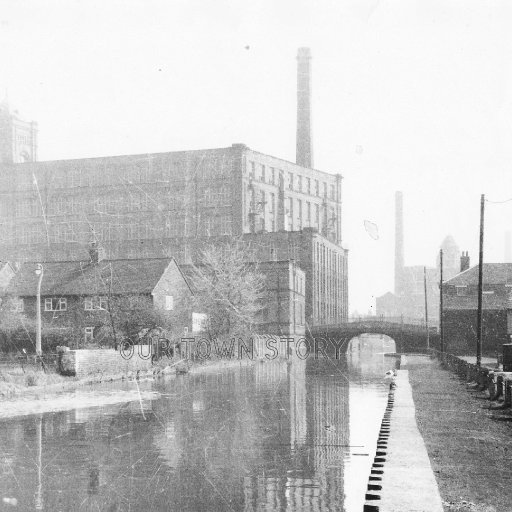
(476, 194), (485, 367)
(439, 249), (444, 353)
(424, 266), (430, 350)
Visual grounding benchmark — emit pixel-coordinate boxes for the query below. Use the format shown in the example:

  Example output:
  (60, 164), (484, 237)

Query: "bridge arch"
(312, 318), (438, 354)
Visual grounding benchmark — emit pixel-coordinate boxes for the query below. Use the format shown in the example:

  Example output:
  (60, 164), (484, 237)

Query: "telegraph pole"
(424, 266), (430, 350)
(439, 249), (444, 353)
(476, 194), (485, 367)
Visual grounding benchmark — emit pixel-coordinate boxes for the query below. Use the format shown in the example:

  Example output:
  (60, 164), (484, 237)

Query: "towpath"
(406, 354), (512, 512)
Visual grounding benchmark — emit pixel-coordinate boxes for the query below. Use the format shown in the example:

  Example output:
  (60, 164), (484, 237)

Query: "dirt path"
(405, 354), (512, 512)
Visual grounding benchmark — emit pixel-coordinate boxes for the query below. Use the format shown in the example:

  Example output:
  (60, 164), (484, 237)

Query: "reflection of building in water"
(0, 362), (352, 512)
(306, 360), (349, 509)
(345, 334), (392, 510)
(254, 359), (290, 388)
(242, 360), (350, 511)
(288, 360), (307, 446)
(245, 360), (350, 511)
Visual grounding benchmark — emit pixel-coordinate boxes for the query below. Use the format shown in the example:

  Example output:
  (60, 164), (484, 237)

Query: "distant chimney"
(89, 241), (106, 264)
(296, 47), (313, 168)
(394, 191), (404, 295)
(505, 231), (512, 263)
(460, 251), (470, 273)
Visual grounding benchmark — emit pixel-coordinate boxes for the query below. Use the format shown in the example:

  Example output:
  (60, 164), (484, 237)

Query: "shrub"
(25, 372), (39, 387)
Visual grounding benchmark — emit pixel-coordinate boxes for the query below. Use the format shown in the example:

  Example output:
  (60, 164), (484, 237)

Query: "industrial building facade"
(0, 144), (343, 259)
(0, 145), (348, 327)
(0, 47), (348, 329)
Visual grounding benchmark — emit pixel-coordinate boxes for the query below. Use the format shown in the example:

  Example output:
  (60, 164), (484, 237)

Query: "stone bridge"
(311, 317), (439, 354)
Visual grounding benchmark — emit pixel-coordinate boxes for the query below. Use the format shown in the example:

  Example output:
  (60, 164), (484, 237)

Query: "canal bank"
(406, 354), (512, 512)
(0, 358), (255, 419)
(0, 348), (391, 511)
(364, 366), (444, 512)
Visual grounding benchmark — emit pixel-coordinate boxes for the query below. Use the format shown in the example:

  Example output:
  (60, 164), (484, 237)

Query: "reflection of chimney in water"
(394, 191), (404, 295)
(296, 47), (313, 168)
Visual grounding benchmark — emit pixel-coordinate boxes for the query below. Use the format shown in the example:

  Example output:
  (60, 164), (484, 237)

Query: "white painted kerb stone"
(379, 370), (443, 512)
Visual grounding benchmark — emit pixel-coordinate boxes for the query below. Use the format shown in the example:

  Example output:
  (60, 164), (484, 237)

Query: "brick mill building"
(0, 48), (348, 329)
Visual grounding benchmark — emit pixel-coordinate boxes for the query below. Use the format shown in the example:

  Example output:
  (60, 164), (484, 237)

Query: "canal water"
(0, 335), (395, 511)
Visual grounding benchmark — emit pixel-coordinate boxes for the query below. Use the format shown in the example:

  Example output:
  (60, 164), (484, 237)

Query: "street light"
(35, 263), (43, 356)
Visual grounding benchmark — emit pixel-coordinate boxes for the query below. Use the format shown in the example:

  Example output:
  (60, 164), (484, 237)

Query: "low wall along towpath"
(59, 346), (153, 378)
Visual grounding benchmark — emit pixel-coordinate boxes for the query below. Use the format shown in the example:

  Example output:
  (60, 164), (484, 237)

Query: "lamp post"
(35, 263), (43, 356)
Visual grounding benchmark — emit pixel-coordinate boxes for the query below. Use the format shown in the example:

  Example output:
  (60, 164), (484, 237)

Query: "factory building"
(376, 191), (460, 323)
(0, 48), (348, 328)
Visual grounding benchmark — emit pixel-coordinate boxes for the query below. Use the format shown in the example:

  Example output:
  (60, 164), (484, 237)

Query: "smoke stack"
(296, 47), (313, 168)
(394, 191), (404, 295)
(460, 251), (470, 272)
(505, 231), (512, 263)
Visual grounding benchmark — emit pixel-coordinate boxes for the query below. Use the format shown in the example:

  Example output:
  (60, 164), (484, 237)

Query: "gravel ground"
(405, 354), (512, 512)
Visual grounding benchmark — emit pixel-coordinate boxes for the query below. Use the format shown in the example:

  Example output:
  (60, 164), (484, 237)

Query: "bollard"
(505, 379), (512, 408)
(493, 374), (504, 401)
(502, 344), (512, 372)
(487, 371), (496, 398)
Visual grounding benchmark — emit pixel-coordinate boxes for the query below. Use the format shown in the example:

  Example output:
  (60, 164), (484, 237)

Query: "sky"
(1, 0), (511, 314)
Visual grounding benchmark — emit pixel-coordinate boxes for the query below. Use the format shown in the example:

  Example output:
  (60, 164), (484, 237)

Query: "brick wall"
(443, 309), (508, 355)
(59, 346), (153, 377)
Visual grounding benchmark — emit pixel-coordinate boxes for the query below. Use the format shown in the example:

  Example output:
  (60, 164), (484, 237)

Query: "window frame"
(44, 297), (67, 311)
(84, 326), (94, 343)
(455, 286), (467, 296)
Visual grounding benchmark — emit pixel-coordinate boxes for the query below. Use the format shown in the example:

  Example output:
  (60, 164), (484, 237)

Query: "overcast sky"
(1, 0), (511, 314)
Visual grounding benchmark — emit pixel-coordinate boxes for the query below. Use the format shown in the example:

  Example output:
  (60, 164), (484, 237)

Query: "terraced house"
(0, 248), (194, 350)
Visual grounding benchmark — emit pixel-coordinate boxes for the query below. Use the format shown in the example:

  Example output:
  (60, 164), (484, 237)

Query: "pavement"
(374, 369), (444, 512)
(405, 354), (512, 512)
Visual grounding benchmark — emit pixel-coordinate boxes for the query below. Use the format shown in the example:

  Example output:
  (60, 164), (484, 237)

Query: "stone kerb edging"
(363, 378), (396, 511)
(363, 371), (444, 512)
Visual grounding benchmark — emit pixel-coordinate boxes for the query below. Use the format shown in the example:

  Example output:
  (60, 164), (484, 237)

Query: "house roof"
(2, 258), (175, 297)
(445, 263), (512, 286)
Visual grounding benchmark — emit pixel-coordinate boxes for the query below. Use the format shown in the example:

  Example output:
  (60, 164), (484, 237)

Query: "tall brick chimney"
(394, 191), (404, 295)
(460, 251), (470, 272)
(296, 47), (313, 168)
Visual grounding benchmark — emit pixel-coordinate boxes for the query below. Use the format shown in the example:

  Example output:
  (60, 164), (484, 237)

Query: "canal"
(0, 334), (396, 511)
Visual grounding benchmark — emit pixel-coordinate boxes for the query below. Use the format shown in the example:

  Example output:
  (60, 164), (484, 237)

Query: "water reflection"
(0, 336), (391, 511)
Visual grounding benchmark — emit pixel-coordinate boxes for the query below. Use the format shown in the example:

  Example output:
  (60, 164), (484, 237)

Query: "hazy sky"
(1, 0), (511, 314)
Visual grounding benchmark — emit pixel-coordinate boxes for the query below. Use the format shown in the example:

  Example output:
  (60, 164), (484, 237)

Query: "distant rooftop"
(445, 263), (512, 286)
(2, 258), (177, 297)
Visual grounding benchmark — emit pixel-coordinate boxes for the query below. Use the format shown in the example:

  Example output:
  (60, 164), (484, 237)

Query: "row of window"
(248, 190), (337, 234)
(9, 183), (231, 220)
(11, 295), (176, 312)
(14, 156), (233, 192)
(13, 214), (234, 245)
(248, 161), (337, 199)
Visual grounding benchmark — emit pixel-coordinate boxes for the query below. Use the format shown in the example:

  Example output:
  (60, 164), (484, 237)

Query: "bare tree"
(190, 240), (266, 340)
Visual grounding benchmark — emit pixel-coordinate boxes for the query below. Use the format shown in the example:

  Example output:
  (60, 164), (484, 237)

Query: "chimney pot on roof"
(460, 251), (470, 273)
